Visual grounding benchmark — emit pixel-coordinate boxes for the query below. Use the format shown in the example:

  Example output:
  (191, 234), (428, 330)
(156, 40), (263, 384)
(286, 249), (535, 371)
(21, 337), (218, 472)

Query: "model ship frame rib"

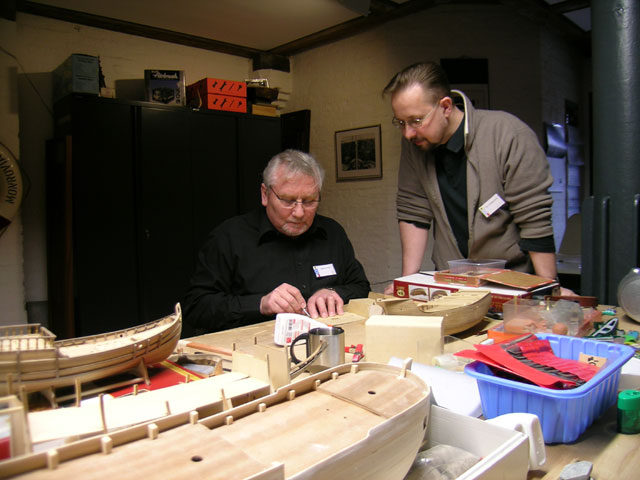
(1, 361), (431, 480)
(0, 304), (182, 396)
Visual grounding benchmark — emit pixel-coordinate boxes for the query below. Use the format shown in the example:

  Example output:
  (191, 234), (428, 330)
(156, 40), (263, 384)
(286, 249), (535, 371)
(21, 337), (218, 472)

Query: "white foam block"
(389, 357), (482, 417)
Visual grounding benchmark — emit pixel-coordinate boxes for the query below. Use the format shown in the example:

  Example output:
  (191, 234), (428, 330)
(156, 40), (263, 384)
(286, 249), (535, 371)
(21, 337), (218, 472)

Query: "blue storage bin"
(465, 333), (635, 443)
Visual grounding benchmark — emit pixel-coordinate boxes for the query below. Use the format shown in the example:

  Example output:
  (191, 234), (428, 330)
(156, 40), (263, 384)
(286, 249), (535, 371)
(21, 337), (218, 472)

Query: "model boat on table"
(1, 360), (431, 480)
(374, 290), (492, 334)
(0, 304), (182, 397)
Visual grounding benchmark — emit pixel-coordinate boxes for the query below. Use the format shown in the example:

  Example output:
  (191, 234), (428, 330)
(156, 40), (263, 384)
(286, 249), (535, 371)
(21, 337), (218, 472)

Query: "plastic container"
(617, 390), (640, 434)
(447, 259), (506, 274)
(617, 267), (640, 321)
(465, 333), (635, 443)
(502, 298), (593, 337)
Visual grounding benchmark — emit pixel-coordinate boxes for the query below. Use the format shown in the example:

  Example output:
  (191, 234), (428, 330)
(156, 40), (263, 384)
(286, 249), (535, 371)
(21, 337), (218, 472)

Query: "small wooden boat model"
(0, 304), (182, 397)
(2, 361), (431, 480)
(374, 290), (492, 335)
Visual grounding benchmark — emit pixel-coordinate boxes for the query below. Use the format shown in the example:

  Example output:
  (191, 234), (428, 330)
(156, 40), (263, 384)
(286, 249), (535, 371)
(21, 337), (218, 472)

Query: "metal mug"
(290, 326), (345, 372)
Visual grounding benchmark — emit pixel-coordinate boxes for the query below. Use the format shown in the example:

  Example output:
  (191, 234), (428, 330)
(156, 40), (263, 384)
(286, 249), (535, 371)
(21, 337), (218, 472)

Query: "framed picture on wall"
(334, 125), (382, 181)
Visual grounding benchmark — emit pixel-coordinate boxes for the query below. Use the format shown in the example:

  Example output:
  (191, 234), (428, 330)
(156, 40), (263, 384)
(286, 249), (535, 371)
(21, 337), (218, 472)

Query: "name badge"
(479, 193), (506, 218)
(313, 263), (337, 278)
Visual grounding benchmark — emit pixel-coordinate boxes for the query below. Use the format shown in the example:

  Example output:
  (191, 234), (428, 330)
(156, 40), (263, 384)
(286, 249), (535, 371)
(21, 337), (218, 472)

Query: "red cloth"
(457, 336), (600, 389)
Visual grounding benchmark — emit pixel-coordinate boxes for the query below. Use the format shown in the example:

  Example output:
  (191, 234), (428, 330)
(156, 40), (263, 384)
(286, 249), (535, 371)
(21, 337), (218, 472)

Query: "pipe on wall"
(584, 0), (640, 303)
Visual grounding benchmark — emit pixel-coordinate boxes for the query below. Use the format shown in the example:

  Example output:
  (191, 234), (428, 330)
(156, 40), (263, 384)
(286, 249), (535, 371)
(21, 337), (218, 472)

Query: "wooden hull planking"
(0, 305), (182, 395)
(1, 362), (431, 480)
(376, 290), (491, 334)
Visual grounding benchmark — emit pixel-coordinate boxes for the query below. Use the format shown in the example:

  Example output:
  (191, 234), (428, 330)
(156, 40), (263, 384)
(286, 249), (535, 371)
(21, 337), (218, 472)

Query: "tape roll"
(0, 143), (23, 228)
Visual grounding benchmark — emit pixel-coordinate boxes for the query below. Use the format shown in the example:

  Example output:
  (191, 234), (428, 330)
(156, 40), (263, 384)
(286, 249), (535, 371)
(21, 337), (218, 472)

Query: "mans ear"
(260, 183), (269, 207)
(440, 96), (454, 115)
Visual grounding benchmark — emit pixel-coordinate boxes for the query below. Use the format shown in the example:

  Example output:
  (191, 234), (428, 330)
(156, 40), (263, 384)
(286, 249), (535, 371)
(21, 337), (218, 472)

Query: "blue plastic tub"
(465, 333), (635, 443)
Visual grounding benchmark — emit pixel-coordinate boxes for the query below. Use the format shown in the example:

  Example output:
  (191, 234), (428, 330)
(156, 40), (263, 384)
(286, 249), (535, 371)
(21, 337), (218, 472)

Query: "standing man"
(383, 61), (565, 290)
(183, 149), (370, 335)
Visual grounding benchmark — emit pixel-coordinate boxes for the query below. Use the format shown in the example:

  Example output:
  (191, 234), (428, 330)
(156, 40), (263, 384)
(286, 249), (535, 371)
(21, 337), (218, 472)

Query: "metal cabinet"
(47, 95), (281, 337)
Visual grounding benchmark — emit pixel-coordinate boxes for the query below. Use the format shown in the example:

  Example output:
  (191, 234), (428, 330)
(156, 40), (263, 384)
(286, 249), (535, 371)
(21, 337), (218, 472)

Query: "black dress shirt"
(183, 208), (370, 335)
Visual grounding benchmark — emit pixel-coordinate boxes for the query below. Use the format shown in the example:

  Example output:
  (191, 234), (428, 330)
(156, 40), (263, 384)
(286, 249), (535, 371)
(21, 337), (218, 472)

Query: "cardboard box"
(144, 69), (186, 105)
(393, 272), (557, 312)
(365, 315), (443, 365)
(425, 406), (530, 479)
(434, 269), (556, 290)
(53, 54), (100, 102)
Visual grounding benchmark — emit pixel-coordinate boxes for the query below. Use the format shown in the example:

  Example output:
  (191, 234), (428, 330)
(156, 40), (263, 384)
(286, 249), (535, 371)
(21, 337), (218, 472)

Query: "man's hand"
(307, 288), (344, 318)
(259, 283), (307, 316)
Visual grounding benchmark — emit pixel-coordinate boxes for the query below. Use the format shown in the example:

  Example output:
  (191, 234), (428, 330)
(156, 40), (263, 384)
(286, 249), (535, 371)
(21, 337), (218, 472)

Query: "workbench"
(186, 310), (640, 480)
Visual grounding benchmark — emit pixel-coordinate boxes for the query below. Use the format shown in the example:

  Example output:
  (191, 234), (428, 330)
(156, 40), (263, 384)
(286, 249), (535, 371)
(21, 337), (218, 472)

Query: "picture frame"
(334, 125), (382, 181)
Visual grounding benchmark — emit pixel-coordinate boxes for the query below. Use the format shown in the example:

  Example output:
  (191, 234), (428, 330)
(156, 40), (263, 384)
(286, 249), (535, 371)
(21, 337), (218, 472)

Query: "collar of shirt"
(442, 115), (465, 154)
(257, 207), (327, 244)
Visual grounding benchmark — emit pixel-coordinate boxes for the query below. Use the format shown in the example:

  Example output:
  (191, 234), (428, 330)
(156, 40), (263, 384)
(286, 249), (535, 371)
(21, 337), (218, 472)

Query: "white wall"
(11, 13), (253, 325)
(285, 4), (556, 291)
(1, 18), (27, 325)
(2, 4), (588, 325)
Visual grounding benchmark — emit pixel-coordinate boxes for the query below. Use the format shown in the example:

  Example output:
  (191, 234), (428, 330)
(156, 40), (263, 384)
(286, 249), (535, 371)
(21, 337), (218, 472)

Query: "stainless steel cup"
(290, 326), (345, 372)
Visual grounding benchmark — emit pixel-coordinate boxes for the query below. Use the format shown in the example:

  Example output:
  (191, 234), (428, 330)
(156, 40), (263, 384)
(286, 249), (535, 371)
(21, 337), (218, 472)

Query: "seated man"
(183, 149), (370, 335)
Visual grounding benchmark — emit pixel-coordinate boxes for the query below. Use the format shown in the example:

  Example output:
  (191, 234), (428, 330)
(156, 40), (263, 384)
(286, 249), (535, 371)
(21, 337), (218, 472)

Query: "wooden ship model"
(1, 360), (431, 480)
(374, 290), (492, 334)
(0, 304), (182, 398)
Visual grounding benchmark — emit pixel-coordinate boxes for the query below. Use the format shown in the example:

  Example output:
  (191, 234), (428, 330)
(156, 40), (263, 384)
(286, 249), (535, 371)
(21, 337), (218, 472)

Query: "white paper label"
(313, 263), (337, 278)
(479, 193), (506, 218)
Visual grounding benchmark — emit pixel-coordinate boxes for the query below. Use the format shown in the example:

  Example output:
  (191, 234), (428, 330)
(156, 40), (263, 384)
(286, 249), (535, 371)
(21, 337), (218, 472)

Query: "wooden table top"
(187, 308), (640, 480)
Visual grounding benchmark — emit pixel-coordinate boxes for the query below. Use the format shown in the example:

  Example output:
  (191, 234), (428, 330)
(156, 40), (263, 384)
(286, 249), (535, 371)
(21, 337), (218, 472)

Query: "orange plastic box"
(188, 77), (247, 97)
(204, 94), (246, 113)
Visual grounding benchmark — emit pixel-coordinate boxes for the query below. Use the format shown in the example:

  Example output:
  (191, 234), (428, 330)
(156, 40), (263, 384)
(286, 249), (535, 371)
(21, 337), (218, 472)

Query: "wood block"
(365, 315), (443, 365)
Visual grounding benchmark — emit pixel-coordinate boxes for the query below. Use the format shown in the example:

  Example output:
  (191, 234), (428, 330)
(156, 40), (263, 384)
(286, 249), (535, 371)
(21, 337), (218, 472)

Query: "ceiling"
(17, 0), (591, 59)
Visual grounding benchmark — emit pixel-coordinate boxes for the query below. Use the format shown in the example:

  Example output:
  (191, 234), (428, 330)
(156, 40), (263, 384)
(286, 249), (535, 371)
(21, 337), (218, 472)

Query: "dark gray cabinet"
(48, 95), (281, 338)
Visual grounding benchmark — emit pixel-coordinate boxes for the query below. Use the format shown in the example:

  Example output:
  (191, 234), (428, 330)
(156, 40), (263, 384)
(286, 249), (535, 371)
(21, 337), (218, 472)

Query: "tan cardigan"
(396, 90), (554, 272)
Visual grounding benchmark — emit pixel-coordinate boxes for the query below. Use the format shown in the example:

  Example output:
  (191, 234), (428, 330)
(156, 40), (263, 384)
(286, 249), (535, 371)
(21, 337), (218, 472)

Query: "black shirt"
(435, 117), (468, 256)
(183, 208), (370, 334)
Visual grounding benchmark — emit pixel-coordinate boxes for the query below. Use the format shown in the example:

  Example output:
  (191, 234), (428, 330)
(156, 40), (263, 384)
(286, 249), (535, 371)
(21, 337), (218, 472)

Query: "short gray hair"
(383, 61), (451, 103)
(263, 149), (325, 190)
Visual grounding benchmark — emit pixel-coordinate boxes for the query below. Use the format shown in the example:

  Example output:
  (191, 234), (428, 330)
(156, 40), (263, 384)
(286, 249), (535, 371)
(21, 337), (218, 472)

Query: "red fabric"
(457, 336), (601, 389)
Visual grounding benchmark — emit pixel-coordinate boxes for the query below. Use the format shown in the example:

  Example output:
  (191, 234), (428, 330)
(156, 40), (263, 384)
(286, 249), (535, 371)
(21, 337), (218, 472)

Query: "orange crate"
(203, 94), (246, 113)
(188, 77), (246, 97)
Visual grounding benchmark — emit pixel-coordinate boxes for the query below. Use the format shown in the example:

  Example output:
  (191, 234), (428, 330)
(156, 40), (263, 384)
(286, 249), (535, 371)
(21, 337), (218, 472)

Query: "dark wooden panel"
(237, 115), (282, 213)
(70, 98), (139, 335)
(137, 106), (192, 322)
(189, 110), (238, 254)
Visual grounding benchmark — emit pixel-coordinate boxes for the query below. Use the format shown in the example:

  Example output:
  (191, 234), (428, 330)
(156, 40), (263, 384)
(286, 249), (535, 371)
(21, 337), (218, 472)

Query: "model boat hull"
(376, 290), (492, 334)
(2, 362), (431, 480)
(0, 305), (182, 396)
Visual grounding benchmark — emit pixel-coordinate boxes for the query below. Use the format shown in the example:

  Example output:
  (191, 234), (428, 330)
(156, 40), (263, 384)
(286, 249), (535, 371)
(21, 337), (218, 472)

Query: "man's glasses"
(392, 101), (440, 129)
(269, 186), (320, 209)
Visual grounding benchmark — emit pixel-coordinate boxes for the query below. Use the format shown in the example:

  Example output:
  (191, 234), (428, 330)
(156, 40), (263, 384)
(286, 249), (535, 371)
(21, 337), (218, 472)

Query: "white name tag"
(313, 263), (337, 278)
(479, 193), (506, 218)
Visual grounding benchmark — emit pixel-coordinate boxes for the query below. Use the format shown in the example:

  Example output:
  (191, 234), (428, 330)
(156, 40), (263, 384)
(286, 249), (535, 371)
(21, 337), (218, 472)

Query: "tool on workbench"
(345, 344), (365, 362)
